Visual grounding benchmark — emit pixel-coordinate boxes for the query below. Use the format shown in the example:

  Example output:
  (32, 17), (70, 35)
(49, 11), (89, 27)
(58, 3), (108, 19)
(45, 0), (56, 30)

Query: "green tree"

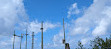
(76, 41), (85, 49)
(90, 36), (111, 49)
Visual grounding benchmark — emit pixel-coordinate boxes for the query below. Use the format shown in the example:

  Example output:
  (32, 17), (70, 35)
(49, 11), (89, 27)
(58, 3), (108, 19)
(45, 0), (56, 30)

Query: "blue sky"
(0, 0), (111, 49)
(23, 0), (93, 49)
(24, 0), (93, 22)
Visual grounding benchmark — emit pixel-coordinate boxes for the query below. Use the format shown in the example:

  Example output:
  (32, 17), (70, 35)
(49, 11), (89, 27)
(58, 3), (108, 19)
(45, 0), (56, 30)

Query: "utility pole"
(13, 30), (16, 49)
(40, 21), (43, 49)
(13, 30), (20, 49)
(20, 34), (23, 49)
(62, 18), (70, 49)
(25, 29), (28, 49)
(62, 18), (66, 49)
(32, 32), (34, 49)
(63, 18), (66, 44)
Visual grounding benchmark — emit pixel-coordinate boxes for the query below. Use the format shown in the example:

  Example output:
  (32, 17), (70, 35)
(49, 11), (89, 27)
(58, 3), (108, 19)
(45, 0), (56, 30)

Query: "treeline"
(76, 35), (111, 49)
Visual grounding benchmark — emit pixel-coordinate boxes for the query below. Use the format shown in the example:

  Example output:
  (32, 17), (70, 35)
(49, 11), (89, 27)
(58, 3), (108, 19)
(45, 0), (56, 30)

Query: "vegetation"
(76, 41), (85, 49)
(76, 35), (111, 49)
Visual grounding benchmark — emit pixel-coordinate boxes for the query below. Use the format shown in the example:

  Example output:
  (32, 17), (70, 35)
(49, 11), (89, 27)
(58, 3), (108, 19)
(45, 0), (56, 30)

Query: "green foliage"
(76, 35), (111, 49)
(90, 36), (111, 49)
(76, 41), (85, 49)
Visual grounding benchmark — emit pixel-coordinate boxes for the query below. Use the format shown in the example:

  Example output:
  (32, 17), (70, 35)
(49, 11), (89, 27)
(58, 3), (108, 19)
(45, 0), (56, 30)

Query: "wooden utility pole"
(13, 30), (20, 49)
(20, 34), (23, 49)
(63, 18), (65, 44)
(32, 32), (34, 49)
(25, 29), (28, 49)
(41, 21), (43, 49)
(13, 30), (16, 49)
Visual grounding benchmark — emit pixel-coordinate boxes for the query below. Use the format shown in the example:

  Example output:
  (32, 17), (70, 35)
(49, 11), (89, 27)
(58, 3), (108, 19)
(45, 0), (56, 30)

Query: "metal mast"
(62, 18), (70, 49)
(32, 32), (34, 49)
(40, 21), (43, 49)
(20, 34), (23, 49)
(25, 29), (28, 49)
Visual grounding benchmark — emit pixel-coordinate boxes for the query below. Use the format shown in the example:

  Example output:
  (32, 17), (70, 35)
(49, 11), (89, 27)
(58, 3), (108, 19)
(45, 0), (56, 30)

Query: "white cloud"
(69, 0), (111, 36)
(92, 19), (108, 36)
(28, 20), (60, 34)
(67, 3), (80, 18)
(51, 20), (72, 48)
(50, 22), (70, 49)
(44, 22), (59, 31)
(18, 20), (60, 34)
(53, 32), (63, 44)
(0, 0), (27, 49)
(0, 0), (27, 35)
(51, 0), (111, 48)
(81, 38), (89, 45)
(52, 30), (64, 48)
(0, 35), (20, 49)
(27, 20), (41, 34)
(44, 28), (65, 49)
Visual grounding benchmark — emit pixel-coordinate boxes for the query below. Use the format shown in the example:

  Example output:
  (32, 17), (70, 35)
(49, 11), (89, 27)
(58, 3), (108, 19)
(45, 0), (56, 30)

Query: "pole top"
(13, 30), (16, 36)
(41, 21), (43, 30)
(32, 32), (34, 36)
(21, 34), (23, 38)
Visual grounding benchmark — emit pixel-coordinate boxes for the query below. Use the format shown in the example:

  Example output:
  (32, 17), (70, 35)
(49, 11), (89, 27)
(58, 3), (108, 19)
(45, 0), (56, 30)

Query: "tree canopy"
(77, 35), (111, 49)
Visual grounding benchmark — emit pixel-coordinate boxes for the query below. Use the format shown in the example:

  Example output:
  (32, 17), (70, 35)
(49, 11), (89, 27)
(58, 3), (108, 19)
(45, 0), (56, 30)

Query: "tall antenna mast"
(13, 30), (16, 49)
(62, 18), (66, 49)
(20, 34), (23, 49)
(62, 18), (70, 49)
(25, 29), (28, 49)
(32, 32), (34, 49)
(40, 21), (43, 49)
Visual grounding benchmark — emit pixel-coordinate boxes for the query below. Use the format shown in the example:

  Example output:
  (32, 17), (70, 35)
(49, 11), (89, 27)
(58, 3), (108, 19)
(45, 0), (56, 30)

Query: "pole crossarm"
(13, 30), (22, 49)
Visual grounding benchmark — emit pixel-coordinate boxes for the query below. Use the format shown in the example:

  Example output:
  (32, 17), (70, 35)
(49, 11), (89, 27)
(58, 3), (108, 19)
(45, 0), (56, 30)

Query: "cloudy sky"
(0, 0), (111, 49)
